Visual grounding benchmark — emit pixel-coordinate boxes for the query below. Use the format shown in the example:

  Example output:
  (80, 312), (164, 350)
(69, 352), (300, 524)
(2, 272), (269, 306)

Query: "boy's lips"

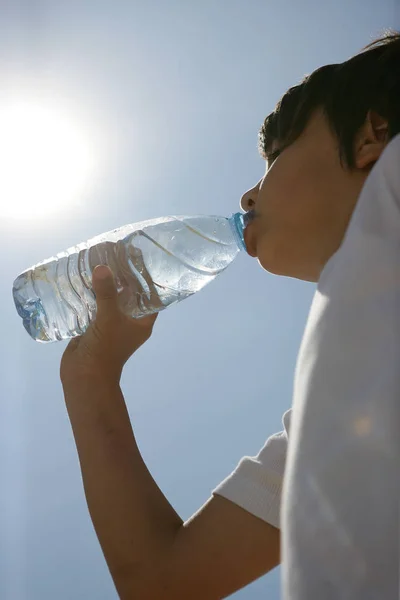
(244, 220), (258, 257)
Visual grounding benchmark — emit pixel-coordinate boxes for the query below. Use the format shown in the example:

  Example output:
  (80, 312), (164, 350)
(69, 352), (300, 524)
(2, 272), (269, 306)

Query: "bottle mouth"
(229, 211), (255, 252)
(243, 210), (256, 227)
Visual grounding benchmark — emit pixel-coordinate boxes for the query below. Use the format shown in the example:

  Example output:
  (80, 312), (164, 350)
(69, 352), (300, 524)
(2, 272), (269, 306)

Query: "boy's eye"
(268, 149), (281, 164)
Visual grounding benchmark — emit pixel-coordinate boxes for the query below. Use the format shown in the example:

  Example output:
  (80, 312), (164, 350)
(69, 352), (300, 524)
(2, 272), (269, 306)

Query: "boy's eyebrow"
(258, 140), (271, 160)
(258, 133), (281, 160)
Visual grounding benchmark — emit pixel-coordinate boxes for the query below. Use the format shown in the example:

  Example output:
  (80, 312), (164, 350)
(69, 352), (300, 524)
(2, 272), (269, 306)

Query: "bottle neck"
(228, 211), (254, 253)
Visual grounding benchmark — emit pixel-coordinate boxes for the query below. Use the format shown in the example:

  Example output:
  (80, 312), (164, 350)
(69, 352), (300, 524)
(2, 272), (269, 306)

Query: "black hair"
(258, 30), (400, 169)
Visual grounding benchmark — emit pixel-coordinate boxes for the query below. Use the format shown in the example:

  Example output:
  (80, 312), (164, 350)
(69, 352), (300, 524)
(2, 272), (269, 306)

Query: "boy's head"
(242, 30), (400, 282)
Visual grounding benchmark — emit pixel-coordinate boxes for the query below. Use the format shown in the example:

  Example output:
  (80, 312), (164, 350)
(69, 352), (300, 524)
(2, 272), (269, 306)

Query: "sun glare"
(0, 101), (95, 220)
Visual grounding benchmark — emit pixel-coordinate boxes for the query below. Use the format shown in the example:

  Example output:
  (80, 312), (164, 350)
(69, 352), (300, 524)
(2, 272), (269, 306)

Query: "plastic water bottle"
(12, 212), (254, 343)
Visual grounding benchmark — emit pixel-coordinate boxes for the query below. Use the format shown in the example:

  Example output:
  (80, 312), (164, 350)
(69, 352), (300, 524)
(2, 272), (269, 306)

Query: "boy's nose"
(240, 183), (259, 212)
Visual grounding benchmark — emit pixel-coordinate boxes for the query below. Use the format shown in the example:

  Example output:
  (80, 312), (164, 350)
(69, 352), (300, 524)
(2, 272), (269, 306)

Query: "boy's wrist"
(61, 375), (125, 431)
(61, 370), (122, 396)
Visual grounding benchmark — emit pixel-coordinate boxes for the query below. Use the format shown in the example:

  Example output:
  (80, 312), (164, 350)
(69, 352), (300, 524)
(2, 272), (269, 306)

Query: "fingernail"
(94, 265), (110, 279)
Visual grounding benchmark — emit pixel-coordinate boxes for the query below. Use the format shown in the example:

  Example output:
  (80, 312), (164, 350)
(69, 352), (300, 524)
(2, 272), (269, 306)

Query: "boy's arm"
(151, 495), (280, 600)
(63, 379), (280, 600)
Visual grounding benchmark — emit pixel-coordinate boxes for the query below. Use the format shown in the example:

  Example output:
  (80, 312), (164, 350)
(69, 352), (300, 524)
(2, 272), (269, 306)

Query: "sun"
(0, 101), (95, 220)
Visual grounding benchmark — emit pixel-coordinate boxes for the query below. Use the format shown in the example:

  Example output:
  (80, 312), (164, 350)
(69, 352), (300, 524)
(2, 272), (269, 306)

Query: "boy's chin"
(255, 239), (286, 276)
(257, 242), (317, 282)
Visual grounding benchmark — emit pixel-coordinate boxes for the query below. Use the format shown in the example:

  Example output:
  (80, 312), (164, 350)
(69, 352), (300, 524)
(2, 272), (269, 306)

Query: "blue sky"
(1, 1), (398, 598)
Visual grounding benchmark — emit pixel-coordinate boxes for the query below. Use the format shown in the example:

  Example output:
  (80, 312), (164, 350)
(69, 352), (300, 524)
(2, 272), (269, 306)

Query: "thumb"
(92, 265), (119, 316)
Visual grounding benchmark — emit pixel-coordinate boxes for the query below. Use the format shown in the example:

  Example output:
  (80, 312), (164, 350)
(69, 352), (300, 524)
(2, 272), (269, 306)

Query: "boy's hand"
(60, 264), (158, 386)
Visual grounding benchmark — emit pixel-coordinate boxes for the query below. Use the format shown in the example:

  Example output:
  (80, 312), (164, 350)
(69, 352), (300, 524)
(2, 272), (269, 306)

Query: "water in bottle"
(12, 211), (255, 343)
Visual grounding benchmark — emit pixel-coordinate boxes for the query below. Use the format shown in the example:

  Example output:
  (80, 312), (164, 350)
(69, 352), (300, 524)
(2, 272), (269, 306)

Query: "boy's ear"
(354, 110), (389, 170)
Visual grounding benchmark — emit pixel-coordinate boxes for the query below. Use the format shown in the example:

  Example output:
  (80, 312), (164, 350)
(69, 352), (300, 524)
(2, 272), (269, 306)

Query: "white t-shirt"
(213, 132), (400, 598)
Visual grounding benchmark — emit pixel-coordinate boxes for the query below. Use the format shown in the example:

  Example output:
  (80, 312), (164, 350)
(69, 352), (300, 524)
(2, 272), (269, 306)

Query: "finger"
(92, 265), (120, 317)
(134, 311), (159, 327)
(63, 335), (80, 355)
(127, 245), (163, 308)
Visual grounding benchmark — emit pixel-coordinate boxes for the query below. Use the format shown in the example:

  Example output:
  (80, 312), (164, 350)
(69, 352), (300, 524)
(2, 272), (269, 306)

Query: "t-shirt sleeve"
(212, 408), (292, 530)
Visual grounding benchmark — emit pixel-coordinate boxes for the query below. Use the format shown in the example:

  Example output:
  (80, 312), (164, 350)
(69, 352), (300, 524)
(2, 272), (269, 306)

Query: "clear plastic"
(12, 212), (252, 343)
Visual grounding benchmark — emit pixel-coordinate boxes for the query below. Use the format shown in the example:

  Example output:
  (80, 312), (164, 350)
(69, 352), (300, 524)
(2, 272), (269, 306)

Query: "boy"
(60, 30), (400, 599)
